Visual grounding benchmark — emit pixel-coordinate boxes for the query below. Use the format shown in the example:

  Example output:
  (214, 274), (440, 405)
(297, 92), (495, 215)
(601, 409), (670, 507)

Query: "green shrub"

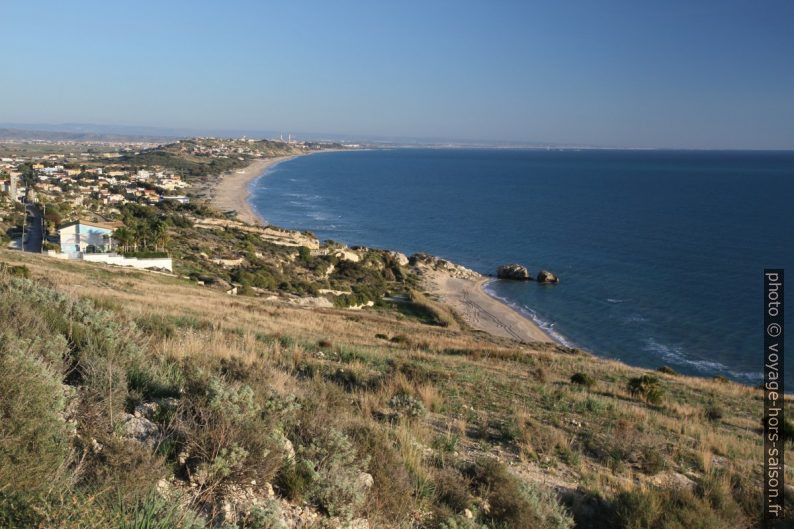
(570, 372), (596, 389)
(296, 428), (370, 519)
(175, 373), (282, 496)
(705, 404), (724, 422)
(610, 473), (755, 529)
(347, 424), (416, 523)
(389, 393), (426, 418)
(434, 467), (472, 513)
(275, 460), (314, 502)
(0, 328), (73, 495)
(656, 366), (678, 375)
(0, 262), (30, 278)
(627, 374), (665, 405)
(0, 491), (44, 528)
(466, 458), (573, 529)
(240, 500), (287, 529)
(641, 446), (667, 475)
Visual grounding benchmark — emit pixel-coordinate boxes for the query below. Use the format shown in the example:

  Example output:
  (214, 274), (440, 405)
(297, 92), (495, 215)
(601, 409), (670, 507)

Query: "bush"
(466, 458), (573, 529)
(240, 500), (287, 529)
(656, 366), (678, 375)
(434, 467), (472, 513)
(0, 262), (30, 278)
(610, 473), (755, 529)
(296, 428), (371, 519)
(390, 334), (409, 344)
(389, 393), (426, 418)
(347, 425), (416, 523)
(627, 374), (665, 405)
(175, 373), (282, 496)
(570, 372), (596, 389)
(705, 404), (724, 422)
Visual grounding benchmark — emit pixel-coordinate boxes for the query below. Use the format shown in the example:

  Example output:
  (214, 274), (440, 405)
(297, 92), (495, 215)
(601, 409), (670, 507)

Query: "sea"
(248, 148), (794, 386)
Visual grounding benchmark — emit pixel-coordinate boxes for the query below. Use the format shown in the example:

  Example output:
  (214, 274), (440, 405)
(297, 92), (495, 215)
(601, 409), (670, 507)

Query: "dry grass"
(1, 249), (783, 527)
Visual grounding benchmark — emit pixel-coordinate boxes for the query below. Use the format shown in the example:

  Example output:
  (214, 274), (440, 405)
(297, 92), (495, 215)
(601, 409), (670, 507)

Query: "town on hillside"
(0, 136), (421, 309)
(0, 137), (340, 273)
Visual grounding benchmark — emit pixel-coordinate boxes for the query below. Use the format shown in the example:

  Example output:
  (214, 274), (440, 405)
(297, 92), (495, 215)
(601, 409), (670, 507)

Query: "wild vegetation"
(1, 249), (790, 528)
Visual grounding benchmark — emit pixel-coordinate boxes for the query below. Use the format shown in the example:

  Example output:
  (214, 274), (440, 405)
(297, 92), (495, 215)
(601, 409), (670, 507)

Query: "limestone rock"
(410, 253), (481, 280)
(120, 413), (160, 446)
(389, 251), (409, 266)
(497, 263), (531, 280)
(536, 269), (559, 284)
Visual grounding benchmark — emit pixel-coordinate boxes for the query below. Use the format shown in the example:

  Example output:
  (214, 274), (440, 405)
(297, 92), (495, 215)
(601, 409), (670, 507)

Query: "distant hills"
(0, 122), (595, 149)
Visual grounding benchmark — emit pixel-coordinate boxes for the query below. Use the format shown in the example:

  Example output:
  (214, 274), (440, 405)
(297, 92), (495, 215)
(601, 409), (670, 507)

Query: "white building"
(53, 219), (173, 272)
(58, 220), (121, 257)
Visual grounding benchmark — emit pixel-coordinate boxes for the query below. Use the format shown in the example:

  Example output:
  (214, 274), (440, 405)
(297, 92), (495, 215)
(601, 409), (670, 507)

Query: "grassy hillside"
(0, 249), (790, 528)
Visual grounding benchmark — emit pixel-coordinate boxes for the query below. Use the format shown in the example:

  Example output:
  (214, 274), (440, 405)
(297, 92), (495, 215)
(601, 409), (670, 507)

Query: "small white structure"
(162, 195), (189, 204)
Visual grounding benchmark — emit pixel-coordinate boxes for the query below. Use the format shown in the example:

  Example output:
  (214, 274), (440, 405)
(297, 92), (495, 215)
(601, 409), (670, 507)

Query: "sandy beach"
(209, 155), (554, 344)
(423, 270), (554, 343)
(210, 156), (297, 225)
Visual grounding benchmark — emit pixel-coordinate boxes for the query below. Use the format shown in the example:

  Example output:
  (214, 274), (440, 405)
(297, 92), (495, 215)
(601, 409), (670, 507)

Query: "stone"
(356, 472), (374, 490)
(464, 508), (474, 519)
(134, 401), (159, 419)
(497, 263), (531, 280)
(389, 251), (409, 266)
(536, 269), (560, 284)
(120, 413), (160, 446)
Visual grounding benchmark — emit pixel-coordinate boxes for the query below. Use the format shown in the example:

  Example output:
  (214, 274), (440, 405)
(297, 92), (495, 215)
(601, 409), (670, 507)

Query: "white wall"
(80, 253), (173, 271)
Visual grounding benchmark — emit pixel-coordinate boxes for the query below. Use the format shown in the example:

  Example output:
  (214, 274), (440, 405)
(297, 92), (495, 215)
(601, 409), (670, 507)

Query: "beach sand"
(210, 156), (297, 225)
(209, 155), (554, 344)
(423, 270), (554, 343)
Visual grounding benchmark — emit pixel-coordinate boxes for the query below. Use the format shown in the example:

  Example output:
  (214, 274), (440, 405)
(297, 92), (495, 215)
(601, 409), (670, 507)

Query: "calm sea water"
(249, 149), (794, 385)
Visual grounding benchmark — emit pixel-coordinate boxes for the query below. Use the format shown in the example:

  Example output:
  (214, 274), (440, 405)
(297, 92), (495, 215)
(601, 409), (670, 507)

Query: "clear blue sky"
(2, 0), (793, 148)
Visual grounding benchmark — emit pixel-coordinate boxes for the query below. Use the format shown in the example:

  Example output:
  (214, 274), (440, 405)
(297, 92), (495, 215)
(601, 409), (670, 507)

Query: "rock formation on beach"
(536, 269), (560, 284)
(497, 263), (531, 280)
(410, 252), (481, 281)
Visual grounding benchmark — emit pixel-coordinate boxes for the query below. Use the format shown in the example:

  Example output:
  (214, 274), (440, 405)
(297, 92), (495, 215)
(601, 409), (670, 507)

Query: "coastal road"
(22, 202), (44, 253)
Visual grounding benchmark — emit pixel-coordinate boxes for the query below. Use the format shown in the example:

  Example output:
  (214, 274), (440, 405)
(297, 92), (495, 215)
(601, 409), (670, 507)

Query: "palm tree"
(113, 227), (132, 253)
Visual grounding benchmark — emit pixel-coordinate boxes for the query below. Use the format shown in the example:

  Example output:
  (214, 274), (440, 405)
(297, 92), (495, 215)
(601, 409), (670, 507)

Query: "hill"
(0, 249), (788, 528)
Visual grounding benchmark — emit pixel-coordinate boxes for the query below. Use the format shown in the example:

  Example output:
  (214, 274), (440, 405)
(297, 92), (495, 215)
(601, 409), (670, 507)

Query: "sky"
(2, 1), (793, 149)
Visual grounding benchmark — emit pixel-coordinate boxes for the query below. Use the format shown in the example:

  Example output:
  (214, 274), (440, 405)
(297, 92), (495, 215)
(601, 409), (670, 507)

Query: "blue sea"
(249, 148), (794, 386)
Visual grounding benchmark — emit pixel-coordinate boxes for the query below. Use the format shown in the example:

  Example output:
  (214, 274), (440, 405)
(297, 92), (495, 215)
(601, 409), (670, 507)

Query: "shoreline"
(210, 155), (300, 226)
(211, 154), (555, 344)
(422, 270), (554, 343)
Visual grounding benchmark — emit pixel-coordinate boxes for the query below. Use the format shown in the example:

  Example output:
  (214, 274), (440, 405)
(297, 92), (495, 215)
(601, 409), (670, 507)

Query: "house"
(58, 220), (123, 257)
(51, 219), (173, 272)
